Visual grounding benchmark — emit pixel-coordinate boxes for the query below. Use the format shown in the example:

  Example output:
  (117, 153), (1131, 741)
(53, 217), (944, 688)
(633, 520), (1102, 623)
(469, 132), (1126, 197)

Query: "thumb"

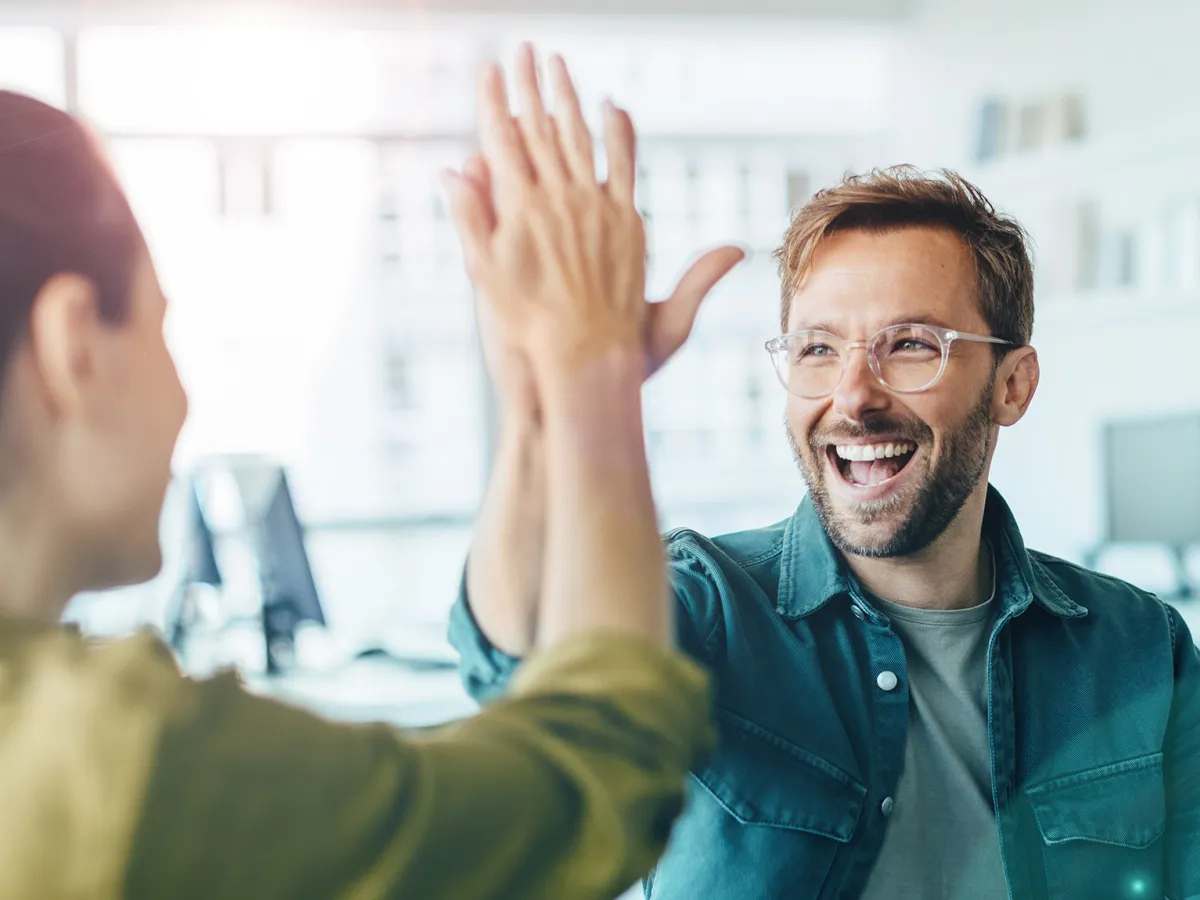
(646, 245), (747, 371)
(440, 168), (491, 273)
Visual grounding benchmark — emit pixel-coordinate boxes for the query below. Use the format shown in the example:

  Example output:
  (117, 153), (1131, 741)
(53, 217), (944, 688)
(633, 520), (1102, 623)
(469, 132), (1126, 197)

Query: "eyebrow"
(889, 313), (954, 329)
(787, 313), (956, 335)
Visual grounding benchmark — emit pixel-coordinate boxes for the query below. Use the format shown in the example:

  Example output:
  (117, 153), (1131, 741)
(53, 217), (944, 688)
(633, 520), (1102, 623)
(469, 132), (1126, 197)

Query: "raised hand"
(443, 47), (744, 388)
(449, 46), (744, 661)
(444, 47), (645, 379)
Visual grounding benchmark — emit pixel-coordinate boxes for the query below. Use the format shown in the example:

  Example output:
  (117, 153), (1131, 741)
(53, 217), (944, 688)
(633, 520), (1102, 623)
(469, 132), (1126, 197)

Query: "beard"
(788, 384), (995, 558)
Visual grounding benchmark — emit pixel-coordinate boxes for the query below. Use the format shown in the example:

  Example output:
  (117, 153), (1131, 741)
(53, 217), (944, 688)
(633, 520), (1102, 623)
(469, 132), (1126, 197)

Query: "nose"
(831, 345), (890, 423)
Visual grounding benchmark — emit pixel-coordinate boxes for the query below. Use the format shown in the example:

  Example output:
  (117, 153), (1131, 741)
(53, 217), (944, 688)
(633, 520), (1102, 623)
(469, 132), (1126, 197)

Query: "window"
(384, 351), (415, 410)
(217, 141), (274, 218)
(1074, 200), (1101, 291)
(0, 28), (65, 107)
(738, 163), (753, 221)
(786, 169), (811, 215)
(78, 26), (381, 134)
(685, 160), (701, 224)
(379, 189), (402, 266)
(106, 138), (220, 225)
(380, 191), (399, 223)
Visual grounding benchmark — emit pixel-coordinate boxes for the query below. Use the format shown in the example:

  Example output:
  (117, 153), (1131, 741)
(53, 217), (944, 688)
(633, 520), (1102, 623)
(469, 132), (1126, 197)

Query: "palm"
(462, 147), (742, 392)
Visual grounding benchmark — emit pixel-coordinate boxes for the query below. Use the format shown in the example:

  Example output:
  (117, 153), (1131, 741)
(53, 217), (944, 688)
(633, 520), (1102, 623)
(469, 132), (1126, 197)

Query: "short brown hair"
(774, 165), (1034, 349)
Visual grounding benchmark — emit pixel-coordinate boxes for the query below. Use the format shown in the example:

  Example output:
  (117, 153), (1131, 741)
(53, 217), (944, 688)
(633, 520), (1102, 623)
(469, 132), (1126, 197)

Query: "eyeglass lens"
(773, 324), (946, 397)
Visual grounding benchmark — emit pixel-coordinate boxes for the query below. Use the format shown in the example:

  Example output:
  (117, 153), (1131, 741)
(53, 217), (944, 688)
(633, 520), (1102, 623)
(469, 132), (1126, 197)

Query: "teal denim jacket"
(449, 487), (1200, 899)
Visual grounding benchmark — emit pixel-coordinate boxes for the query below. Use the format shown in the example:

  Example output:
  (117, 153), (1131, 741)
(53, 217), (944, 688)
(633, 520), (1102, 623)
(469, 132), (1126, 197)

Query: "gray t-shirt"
(858, 561), (1008, 900)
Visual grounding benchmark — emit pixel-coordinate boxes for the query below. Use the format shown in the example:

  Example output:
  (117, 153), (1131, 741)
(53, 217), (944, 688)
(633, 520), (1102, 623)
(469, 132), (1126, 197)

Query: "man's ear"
(992, 345), (1039, 427)
(26, 273), (104, 418)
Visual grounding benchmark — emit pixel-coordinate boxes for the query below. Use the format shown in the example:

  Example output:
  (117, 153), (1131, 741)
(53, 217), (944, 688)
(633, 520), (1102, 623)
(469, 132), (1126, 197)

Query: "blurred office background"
(1, 0), (1197, 732)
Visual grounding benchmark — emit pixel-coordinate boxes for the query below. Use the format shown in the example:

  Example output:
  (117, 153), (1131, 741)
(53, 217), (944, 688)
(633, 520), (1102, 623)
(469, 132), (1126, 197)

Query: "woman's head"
(0, 91), (187, 610)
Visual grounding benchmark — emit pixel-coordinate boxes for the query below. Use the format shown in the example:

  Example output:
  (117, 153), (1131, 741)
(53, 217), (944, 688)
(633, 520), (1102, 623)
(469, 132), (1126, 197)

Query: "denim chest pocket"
(1025, 752), (1166, 899)
(647, 709), (865, 899)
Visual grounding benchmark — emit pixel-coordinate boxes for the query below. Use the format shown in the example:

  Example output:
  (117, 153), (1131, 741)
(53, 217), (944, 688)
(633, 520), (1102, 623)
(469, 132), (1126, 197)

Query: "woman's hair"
(0, 91), (142, 385)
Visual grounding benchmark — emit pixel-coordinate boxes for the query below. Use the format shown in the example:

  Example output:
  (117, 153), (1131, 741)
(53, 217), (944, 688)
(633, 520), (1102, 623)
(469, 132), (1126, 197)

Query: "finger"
(462, 153), (497, 232)
(646, 246), (747, 371)
(440, 168), (492, 273)
(603, 100), (636, 204)
(547, 54), (595, 183)
(463, 153), (492, 193)
(513, 43), (566, 182)
(476, 61), (534, 203)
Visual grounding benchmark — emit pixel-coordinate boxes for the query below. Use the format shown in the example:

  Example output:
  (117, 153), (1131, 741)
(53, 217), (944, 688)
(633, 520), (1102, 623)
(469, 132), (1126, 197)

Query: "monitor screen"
(254, 470), (325, 627)
(1103, 414), (1200, 545)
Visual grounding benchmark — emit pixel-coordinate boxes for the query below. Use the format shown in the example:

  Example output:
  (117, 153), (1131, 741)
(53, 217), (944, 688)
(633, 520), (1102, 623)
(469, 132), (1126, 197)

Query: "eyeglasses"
(764, 323), (1014, 399)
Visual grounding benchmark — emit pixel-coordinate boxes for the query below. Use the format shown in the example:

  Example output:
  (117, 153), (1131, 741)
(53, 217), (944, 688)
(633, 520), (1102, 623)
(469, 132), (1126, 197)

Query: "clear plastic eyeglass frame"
(764, 323), (1014, 399)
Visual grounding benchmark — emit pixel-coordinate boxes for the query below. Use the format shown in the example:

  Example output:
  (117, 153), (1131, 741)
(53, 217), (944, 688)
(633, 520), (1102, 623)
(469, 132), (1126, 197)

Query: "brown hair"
(774, 165), (1034, 350)
(0, 91), (142, 387)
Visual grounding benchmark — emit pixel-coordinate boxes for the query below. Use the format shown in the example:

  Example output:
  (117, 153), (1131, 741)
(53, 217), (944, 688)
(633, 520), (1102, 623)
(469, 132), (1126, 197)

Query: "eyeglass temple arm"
(949, 331), (1016, 346)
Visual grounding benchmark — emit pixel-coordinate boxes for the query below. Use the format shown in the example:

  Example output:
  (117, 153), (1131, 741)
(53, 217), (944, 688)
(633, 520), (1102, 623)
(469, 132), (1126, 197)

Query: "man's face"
(784, 226), (1001, 559)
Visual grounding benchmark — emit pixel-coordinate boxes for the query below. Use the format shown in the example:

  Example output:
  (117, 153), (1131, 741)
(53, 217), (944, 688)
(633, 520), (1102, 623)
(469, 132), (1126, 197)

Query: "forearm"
(466, 414), (546, 656)
(537, 351), (670, 648)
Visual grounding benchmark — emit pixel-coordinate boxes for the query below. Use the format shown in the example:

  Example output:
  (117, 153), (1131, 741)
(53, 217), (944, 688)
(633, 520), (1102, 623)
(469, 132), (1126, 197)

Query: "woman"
(0, 48), (720, 899)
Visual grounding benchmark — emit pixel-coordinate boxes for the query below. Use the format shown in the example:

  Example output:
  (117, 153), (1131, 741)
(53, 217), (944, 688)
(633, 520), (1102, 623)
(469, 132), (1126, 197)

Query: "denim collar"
(775, 484), (1088, 621)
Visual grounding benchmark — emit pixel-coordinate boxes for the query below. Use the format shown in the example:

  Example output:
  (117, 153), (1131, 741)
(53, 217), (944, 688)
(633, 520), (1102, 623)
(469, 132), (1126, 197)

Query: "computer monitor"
(1102, 413), (1200, 545)
(184, 478), (222, 589)
(247, 467), (326, 628)
(223, 461), (325, 673)
(166, 477), (224, 648)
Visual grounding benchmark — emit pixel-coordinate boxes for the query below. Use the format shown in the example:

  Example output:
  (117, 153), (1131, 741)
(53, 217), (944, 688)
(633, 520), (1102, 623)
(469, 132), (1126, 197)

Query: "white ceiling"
(0, 0), (913, 23)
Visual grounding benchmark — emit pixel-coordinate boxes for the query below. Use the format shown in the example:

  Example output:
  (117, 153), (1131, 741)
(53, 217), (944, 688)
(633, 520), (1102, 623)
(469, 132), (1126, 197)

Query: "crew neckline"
(871, 540), (997, 626)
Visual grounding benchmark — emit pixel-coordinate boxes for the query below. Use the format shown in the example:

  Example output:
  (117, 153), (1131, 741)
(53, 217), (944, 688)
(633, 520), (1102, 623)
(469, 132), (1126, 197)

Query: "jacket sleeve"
(448, 542), (725, 707)
(122, 631), (714, 900)
(446, 565), (524, 706)
(1164, 606), (1200, 900)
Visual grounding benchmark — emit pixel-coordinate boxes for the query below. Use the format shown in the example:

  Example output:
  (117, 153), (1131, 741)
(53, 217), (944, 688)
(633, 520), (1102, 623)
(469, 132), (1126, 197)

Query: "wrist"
(538, 360), (650, 475)
(495, 414), (544, 470)
(534, 346), (645, 412)
(495, 391), (542, 438)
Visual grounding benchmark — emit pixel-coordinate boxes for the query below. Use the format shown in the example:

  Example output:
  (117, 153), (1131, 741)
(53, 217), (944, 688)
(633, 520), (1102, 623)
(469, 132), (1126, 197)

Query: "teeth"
(835, 441), (915, 462)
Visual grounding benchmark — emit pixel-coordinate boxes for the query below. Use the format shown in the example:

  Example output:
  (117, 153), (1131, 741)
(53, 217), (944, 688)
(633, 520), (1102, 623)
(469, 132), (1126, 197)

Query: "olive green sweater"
(0, 616), (712, 899)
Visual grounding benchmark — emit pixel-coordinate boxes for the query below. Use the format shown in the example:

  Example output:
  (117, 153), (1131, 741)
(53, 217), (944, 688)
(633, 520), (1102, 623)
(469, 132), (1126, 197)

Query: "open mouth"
(827, 441), (917, 488)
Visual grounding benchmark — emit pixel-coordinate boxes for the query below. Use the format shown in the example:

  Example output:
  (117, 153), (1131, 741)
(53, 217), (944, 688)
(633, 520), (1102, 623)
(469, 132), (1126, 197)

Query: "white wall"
(890, 0), (1200, 167)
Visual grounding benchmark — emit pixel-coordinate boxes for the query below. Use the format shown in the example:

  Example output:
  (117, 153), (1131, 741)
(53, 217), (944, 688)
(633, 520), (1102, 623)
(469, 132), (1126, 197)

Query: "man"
(450, 164), (1200, 899)
(0, 49), (726, 898)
